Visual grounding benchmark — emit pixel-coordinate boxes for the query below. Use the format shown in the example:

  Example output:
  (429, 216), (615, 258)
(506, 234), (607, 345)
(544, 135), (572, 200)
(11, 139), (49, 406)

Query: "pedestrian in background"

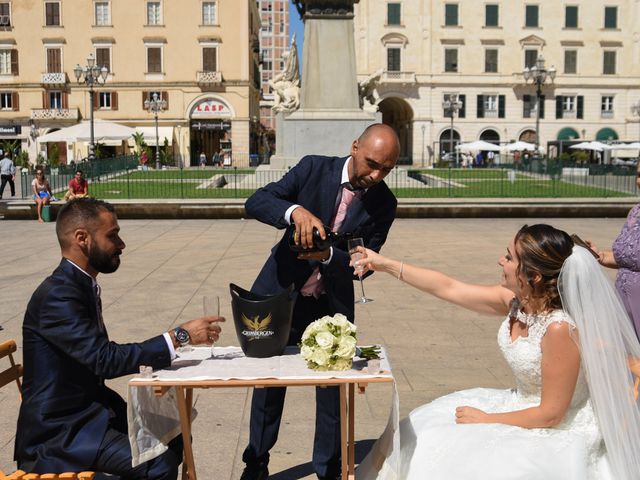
(0, 151), (16, 199)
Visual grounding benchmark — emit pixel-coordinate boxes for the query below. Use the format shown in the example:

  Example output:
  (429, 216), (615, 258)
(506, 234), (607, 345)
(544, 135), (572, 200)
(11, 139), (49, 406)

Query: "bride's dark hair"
(514, 224), (574, 310)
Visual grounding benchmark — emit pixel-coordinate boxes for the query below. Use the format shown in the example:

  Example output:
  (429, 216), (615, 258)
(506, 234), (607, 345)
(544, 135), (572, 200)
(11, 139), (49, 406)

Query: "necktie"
(300, 186), (359, 298)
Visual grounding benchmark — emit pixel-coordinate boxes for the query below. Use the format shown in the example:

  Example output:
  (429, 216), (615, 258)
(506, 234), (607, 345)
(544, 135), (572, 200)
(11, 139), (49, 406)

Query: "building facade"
(257, 0), (290, 134)
(0, 0), (260, 167)
(354, 0), (640, 165)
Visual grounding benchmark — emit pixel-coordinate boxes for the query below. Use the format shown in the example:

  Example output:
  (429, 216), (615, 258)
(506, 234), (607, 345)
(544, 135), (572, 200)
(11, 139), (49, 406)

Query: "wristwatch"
(174, 327), (190, 347)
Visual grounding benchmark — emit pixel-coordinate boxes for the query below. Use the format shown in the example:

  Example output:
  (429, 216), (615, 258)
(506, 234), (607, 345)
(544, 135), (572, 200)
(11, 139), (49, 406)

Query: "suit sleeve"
(36, 283), (171, 379)
(245, 156), (314, 229)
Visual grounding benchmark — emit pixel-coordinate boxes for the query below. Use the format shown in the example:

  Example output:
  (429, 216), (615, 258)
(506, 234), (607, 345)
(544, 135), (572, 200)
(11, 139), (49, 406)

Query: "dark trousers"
(243, 294), (342, 477)
(93, 426), (183, 480)
(0, 174), (14, 197)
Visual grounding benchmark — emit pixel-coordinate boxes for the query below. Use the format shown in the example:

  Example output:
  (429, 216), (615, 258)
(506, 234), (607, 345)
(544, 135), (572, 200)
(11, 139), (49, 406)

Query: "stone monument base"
(270, 109), (381, 169)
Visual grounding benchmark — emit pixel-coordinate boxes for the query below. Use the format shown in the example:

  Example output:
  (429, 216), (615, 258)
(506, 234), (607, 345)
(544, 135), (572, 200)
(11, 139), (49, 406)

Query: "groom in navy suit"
(15, 198), (225, 479)
(241, 124), (400, 479)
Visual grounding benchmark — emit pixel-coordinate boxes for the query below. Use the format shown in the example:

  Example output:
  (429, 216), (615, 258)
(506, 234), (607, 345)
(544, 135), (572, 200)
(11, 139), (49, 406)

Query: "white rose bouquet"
(300, 314), (357, 371)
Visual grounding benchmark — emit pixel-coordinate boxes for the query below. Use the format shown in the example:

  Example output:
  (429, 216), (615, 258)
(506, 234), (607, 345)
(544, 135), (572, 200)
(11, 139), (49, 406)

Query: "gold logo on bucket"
(241, 313), (275, 341)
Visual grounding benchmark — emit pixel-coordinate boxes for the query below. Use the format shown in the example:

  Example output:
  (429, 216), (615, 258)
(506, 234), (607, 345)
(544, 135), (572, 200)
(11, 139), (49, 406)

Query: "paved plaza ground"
(0, 216), (623, 479)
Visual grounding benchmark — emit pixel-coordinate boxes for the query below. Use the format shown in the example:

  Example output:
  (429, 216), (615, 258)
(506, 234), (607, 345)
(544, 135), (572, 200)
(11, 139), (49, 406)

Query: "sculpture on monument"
(358, 69), (383, 111)
(270, 34), (300, 114)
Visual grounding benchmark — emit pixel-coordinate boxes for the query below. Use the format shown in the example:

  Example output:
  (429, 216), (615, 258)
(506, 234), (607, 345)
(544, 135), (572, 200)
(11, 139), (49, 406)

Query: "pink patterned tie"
(300, 187), (358, 298)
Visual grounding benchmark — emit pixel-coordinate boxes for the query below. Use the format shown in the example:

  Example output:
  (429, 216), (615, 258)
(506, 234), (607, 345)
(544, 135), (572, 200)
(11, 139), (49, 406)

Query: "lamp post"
(442, 94), (463, 166)
(74, 54), (108, 162)
(144, 93), (167, 170)
(523, 55), (556, 155)
(631, 101), (640, 142)
(421, 124), (426, 167)
(175, 124), (182, 169)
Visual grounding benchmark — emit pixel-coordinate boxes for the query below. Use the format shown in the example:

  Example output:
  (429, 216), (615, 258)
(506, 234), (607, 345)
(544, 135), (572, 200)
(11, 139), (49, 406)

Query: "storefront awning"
(557, 127), (580, 141)
(596, 128), (618, 141)
(136, 126), (174, 146)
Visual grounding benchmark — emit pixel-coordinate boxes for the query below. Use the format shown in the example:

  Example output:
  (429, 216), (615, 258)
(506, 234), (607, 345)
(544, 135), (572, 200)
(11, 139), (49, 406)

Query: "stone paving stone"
(0, 217), (624, 478)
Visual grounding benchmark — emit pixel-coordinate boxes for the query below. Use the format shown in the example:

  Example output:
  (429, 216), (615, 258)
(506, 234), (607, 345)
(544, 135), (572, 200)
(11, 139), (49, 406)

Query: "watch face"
(175, 328), (190, 345)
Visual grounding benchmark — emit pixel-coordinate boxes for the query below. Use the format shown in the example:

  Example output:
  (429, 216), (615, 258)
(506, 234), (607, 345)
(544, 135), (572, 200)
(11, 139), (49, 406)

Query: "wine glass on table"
(348, 238), (373, 304)
(203, 295), (219, 358)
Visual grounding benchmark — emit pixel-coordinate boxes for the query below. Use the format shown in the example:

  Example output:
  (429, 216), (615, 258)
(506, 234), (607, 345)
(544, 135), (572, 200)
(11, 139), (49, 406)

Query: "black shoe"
(240, 463), (269, 480)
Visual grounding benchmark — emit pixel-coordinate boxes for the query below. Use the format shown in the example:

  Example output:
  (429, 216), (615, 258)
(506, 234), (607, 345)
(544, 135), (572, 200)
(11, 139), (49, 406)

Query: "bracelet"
(398, 260), (404, 280)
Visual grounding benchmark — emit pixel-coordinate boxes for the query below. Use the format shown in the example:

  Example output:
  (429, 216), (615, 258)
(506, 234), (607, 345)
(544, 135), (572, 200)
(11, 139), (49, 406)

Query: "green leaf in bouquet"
(356, 345), (381, 360)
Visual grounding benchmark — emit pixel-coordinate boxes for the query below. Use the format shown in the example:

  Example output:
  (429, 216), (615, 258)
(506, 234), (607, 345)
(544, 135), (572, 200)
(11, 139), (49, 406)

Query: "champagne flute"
(348, 238), (373, 304)
(203, 295), (219, 358)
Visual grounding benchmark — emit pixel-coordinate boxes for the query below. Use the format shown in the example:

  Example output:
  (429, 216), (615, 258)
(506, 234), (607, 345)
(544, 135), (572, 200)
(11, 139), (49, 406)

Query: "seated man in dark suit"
(14, 198), (225, 479)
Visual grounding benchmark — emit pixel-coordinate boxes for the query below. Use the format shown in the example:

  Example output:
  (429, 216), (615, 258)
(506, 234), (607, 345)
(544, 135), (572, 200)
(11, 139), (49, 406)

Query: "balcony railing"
(381, 71), (417, 84)
(41, 72), (67, 85)
(197, 71), (222, 84)
(30, 108), (79, 120)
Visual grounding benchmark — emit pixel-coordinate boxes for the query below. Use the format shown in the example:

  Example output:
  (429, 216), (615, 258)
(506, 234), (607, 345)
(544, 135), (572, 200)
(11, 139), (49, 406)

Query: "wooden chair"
(0, 471), (94, 479)
(0, 340), (94, 480)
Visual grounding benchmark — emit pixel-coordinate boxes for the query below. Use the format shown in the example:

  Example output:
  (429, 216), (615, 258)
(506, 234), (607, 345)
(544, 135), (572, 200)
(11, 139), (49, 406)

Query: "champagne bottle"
(288, 225), (353, 252)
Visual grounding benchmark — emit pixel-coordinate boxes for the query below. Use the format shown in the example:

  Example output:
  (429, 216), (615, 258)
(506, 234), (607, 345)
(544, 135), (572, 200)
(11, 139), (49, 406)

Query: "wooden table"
(128, 347), (394, 480)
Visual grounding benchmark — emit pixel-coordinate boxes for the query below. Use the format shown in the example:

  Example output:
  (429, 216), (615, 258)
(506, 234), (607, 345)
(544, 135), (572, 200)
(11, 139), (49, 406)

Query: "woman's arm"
(586, 240), (618, 269)
(356, 248), (512, 316)
(456, 321), (580, 428)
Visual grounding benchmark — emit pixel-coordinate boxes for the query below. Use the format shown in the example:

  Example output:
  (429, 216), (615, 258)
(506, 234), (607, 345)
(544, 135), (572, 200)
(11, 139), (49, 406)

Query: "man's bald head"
(56, 198), (116, 250)
(357, 123), (400, 160)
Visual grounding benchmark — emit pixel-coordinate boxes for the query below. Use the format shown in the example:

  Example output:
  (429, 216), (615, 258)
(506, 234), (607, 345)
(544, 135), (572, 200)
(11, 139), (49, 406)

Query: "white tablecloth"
(127, 346), (398, 468)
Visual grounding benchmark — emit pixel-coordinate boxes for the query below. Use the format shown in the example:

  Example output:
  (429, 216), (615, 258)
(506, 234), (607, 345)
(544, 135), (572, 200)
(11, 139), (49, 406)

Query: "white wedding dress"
(359, 309), (614, 479)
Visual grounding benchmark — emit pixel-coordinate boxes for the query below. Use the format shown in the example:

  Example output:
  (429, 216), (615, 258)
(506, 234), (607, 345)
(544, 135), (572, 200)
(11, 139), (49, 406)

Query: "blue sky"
(288, 1), (304, 67)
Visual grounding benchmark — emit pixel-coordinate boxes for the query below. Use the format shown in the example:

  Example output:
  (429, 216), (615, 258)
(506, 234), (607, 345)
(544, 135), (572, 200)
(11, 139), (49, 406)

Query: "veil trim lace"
(559, 246), (640, 480)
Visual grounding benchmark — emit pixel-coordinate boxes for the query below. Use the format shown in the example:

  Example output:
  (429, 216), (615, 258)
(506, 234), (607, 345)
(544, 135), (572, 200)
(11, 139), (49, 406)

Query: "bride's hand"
(349, 247), (388, 274)
(455, 406), (489, 424)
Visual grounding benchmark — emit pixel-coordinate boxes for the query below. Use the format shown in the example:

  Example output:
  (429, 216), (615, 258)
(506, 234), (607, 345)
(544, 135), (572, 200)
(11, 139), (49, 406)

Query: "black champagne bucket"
(229, 283), (295, 358)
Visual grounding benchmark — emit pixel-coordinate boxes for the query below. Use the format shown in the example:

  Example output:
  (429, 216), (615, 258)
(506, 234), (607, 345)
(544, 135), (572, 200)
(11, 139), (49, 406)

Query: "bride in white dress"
(354, 224), (640, 480)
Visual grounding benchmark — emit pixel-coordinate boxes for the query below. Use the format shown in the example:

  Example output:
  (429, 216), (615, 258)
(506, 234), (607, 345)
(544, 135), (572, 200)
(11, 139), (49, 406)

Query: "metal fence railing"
(20, 155), (638, 200)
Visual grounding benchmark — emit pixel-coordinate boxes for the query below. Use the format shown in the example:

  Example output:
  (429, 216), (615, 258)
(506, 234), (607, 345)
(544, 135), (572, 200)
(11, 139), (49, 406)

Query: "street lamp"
(74, 54), (108, 162)
(442, 94), (463, 166)
(421, 124), (426, 167)
(144, 92), (167, 170)
(631, 100), (640, 142)
(523, 55), (556, 155)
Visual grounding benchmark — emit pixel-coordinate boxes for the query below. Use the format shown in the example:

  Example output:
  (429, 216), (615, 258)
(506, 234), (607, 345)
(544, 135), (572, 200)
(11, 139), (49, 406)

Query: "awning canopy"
(557, 127), (580, 141)
(38, 120), (136, 143)
(136, 126), (174, 146)
(456, 140), (502, 152)
(595, 128), (619, 141)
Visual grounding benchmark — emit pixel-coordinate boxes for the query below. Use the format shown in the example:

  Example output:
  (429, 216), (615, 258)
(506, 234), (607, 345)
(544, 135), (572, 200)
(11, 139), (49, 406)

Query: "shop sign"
(192, 98), (232, 118)
(192, 120), (231, 131)
(0, 125), (21, 135)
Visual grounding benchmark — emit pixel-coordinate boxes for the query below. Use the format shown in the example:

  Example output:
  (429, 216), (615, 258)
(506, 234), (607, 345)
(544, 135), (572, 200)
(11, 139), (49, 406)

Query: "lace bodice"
(497, 308), (589, 411)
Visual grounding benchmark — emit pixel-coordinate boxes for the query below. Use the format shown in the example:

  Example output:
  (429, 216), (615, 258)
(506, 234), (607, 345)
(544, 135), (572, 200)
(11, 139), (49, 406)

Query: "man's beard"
(88, 244), (121, 274)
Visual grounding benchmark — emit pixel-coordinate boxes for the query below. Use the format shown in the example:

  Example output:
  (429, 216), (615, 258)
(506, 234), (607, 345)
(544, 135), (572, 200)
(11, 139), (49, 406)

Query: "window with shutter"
(49, 91), (62, 109)
(498, 95), (505, 118)
(485, 49), (498, 73)
(485, 5), (498, 27)
(603, 51), (616, 75)
(111, 91), (118, 110)
(0, 3), (10, 26)
(11, 91), (17, 111)
(565, 6), (578, 28)
(203, 47), (217, 72)
(444, 4), (458, 26)
(95, 2), (110, 26)
(564, 50), (577, 74)
(601, 96), (614, 118)
(444, 48), (458, 72)
(45, 2), (61, 26)
(524, 49), (538, 69)
(46, 48), (62, 73)
(525, 5), (538, 27)
(147, 47), (162, 73)
(555, 96), (563, 119)
(96, 48), (110, 72)
(458, 94), (466, 118)
(387, 47), (401, 71)
(477, 95), (484, 118)
(147, 2), (161, 25)
(604, 6), (617, 29)
(387, 3), (401, 25)
(576, 96), (583, 119)
(99, 92), (111, 109)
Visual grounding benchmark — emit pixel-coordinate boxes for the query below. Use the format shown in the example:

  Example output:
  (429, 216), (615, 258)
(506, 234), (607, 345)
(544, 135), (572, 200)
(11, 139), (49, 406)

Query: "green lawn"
(87, 169), (632, 199)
